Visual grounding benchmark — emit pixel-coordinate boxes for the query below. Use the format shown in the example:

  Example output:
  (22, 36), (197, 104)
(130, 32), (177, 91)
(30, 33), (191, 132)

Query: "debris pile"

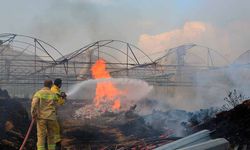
(0, 88), (35, 150)
(74, 101), (121, 119)
(195, 99), (250, 146)
(61, 103), (181, 149)
(60, 102), (192, 149)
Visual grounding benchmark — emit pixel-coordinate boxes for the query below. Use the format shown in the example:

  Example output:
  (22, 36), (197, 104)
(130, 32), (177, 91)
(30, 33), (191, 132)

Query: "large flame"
(91, 59), (122, 110)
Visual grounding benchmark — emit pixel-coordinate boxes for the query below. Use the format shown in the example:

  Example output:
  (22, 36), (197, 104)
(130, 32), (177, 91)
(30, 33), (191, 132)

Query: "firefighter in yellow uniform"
(31, 80), (59, 150)
(51, 78), (66, 149)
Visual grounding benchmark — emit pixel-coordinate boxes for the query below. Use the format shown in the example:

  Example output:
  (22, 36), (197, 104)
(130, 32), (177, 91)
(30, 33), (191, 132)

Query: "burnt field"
(57, 100), (179, 149)
(0, 95), (178, 150)
(1, 89), (250, 149)
(194, 100), (250, 146)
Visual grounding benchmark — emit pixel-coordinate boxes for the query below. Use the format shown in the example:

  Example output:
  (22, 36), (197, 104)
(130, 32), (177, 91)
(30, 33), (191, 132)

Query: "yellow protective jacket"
(31, 87), (58, 120)
(51, 85), (65, 105)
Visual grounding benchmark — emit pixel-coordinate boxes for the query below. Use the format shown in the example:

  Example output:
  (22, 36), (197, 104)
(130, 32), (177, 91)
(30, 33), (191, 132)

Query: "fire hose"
(19, 118), (35, 150)
(19, 92), (66, 150)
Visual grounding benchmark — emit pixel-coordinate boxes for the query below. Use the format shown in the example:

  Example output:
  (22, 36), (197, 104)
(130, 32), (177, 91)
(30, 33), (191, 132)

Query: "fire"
(91, 59), (111, 79)
(91, 59), (122, 110)
(112, 100), (121, 110)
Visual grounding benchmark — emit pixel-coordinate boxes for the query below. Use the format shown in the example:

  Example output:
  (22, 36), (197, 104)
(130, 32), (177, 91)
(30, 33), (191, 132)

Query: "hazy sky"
(1, 0), (250, 61)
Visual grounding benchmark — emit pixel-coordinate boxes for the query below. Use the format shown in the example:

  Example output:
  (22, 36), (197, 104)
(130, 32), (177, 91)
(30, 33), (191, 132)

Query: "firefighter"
(51, 78), (66, 105)
(51, 78), (67, 149)
(31, 80), (59, 150)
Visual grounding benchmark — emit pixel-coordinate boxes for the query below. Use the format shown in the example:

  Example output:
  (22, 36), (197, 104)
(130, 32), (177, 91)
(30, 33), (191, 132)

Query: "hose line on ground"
(19, 119), (35, 150)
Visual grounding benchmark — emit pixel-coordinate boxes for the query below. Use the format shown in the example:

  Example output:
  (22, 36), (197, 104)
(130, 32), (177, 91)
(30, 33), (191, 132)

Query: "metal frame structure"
(0, 33), (232, 97)
(232, 50), (250, 66)
(0, 33), (65, 96)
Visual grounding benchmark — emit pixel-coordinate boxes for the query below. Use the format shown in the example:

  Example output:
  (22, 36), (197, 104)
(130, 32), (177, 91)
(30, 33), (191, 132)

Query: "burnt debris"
(194, 99), (250, 146)
(0, 88), (35, 150)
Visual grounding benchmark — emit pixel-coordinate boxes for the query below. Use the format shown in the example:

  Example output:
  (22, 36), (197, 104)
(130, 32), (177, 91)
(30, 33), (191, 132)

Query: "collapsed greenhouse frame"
(0, 33), (246, 98)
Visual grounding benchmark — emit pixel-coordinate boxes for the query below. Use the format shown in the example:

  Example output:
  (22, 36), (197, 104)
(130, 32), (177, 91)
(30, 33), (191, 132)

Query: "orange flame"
(91, 59), (111, 79)
(91, 59), (122, 110)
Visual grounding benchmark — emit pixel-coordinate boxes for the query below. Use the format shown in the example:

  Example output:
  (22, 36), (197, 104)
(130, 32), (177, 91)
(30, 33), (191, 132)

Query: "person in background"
(51, 78), (67, 150)
(31, 80), (58, 150)
(51, 78), (66, 105)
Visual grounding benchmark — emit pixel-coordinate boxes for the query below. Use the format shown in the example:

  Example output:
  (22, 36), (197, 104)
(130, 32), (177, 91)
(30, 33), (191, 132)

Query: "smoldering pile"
(0, 88), (35, 150)
(62, 76), (215, 149)
(68, 78), (153, 119)
(194, 99), (250, 146)
(60, 97), (208, 149)
(61, 104), (182, 149)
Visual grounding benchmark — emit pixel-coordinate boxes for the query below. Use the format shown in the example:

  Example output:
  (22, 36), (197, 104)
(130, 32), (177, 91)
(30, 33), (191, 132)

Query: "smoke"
(29, 0), (102, 54)
(144, 65), (250, 112)
(143, 110), (189, 137)
(136, 20), (250, 111)
(138, 21), (250, 62)
(28, 0), (144, 55)
(136, 21), (250, 112)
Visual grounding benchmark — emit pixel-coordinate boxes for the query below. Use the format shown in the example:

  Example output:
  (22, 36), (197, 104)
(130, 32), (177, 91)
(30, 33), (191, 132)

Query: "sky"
(1, 0), (250, 62)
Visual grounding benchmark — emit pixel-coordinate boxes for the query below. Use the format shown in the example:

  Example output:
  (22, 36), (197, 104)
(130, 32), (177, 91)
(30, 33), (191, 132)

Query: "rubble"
(60, 102), (182, 149)
(0, 88), (35, 150)
(194, 99), (250, 146)
(2, 86), (250, 149)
